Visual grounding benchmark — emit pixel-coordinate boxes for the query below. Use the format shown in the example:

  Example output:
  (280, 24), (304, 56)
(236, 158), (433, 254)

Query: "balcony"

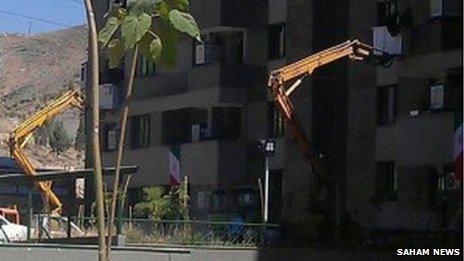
(100, 67), (124, 84)
(182, 139), (247, 185)
(189, 63), (265, 88)
(376, 112), (455, 166)
(132, 73), (189, 100)
(409, 19), (462, 55)
(188, 63), (266, 103)
(190, 0), (261, 29)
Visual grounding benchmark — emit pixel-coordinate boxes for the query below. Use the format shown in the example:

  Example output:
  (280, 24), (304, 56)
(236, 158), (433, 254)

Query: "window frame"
(136, 55), (156, 77)
(268, 102), (285, 138)
(268, 23), (286, 60)
(130, 114), (151, 149)
(377, 84), (397, 126)
(377, 1), (398, 26)
(103, 123), (118, 152)
(376, 161), (398, 203)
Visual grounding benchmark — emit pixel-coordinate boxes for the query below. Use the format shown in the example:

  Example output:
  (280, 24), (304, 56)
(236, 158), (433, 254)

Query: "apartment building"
(283, 0), (462, 239)
(88, 0), (462, 236)
(87, 0), (288, 221)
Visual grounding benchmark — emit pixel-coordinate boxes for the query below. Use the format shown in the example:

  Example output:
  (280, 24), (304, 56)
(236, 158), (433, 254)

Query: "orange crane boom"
(8, 89), (84, 214)
(267, 39), (383, 207)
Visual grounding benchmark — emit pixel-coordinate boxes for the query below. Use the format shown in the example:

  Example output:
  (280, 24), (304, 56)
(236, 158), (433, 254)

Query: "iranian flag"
(169, 146), (181, 186)
(453, 116), (463, 180)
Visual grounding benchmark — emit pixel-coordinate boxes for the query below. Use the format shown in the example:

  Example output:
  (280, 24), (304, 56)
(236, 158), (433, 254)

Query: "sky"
(0, 0), (86, 34)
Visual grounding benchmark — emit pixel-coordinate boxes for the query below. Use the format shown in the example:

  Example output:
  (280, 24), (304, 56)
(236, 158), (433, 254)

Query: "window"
(136, 55), (156, 77)
(444, 68), (463, 110)
(80, 62), (87, 83)
(211, 107), (242, 139)
(430, 0), (462, 18)
(130, 114), (150, 148)
(269, 170), (283, 222)
(103, 123), (118, 151)
(108, 0), (125, 12)
(109, 0), (137, 9)
(162, 108), (207, 145)
(430, 84), (444, 110)
(268, 24), (286, 60)
(376, 161), (397, 202)
(268, 102), (285, 137)
(377, 1), (397, 26)
(377, 85), (397, 126)
(428, 170), (439, 206)
(194, 32), (243, 66)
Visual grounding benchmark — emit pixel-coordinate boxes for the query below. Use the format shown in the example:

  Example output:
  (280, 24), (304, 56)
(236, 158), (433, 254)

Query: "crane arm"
(268, 40), (374, 120)
(8, 89), (84, 214)
(266, 40), (382, 210)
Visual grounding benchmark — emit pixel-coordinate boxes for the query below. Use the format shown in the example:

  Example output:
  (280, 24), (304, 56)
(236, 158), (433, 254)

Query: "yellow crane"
(267, 39), (389, 210)
(8, 89), (84, 214)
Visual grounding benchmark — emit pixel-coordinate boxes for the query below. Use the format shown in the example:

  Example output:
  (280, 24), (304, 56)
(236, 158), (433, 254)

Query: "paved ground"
(0, 244), (461, 261)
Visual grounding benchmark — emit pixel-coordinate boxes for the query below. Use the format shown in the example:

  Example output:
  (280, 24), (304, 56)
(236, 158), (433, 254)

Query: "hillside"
(0, 26), (87, 169)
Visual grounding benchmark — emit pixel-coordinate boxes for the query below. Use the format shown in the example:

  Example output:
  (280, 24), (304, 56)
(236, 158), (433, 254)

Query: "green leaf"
(121, 13), (152, 50)
(140, 31), (163, 62)
(166, 0), (189, 10)
(105, 5), (127, 21)
(108, 38), (126, 68)
(155, 1), (171, 20)
(156, 20), (178, 67)
(98, 16), (120, 47)
(168, 10), (201, 42)
(128, 0), (157, 16)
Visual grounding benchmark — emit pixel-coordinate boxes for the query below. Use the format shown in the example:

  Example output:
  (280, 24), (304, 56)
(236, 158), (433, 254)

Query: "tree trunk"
(106, 46), (139, 259)
(84, 0), (107, 260)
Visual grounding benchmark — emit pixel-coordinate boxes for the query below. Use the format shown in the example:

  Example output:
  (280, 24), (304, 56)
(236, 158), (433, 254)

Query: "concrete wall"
(345, 0), (378, 228)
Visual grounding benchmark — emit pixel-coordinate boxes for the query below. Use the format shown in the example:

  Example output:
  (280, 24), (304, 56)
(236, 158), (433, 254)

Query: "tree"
(98, 0), (200, 257)
(75, 117), (85, 151)
(49, 120), (72, 153)
(134, 183), (189, 221)
(84, 0), (107, 260)
(35, 120), (53, 146)
(133, 187), (169, 220)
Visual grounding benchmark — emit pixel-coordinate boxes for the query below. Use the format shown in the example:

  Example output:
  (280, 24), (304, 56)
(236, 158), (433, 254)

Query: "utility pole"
(259, 139), (275, 223)
(264, 154), (270, 223)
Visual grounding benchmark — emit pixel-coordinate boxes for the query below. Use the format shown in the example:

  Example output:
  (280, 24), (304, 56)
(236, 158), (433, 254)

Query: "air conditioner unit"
(107, 129), (117, 150)
(99, 83), (122, 110)
(195, 44), (206, 65)
(191, 124), (200, 142)
(372, 26), (403, 55)
(430, 84), (444, 110)
(430, 0), (461, 17)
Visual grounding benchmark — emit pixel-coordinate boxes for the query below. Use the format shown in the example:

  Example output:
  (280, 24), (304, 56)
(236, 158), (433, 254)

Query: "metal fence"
(28, 215), (281, 247)
(123, 219), (280, 246)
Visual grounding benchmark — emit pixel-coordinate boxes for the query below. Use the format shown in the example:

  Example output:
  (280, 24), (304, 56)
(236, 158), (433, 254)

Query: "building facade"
(283, 0), (462, 240)
(88, 0), (462, 238)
